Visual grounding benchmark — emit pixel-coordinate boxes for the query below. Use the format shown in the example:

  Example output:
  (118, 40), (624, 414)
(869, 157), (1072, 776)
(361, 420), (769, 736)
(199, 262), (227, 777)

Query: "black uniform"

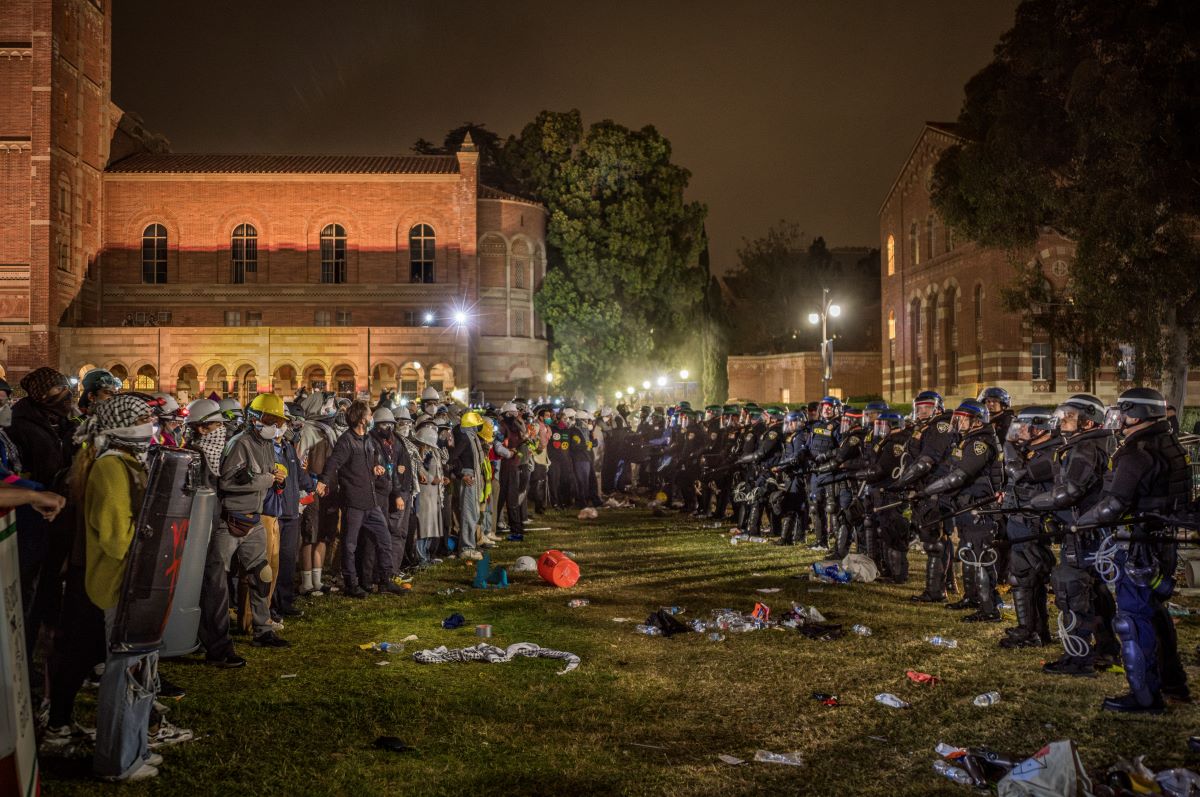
(824, 425), (866, 559)
(742, 421), (784, 535)
(859, 428), (912, 582)
(1000, 432), (1062, 648)
(805, 418), (840, 547)
(895, 411), (957, 601)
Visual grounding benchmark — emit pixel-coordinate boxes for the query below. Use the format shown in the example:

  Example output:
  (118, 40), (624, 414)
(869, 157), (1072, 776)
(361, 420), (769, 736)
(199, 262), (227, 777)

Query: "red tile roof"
(106, 153), (460, 175)
(478, 184), (542, 206)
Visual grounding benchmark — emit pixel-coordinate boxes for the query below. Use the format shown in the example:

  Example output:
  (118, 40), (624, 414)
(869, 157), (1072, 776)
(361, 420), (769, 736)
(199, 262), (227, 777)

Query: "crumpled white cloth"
(412, 642), (580, 675)
(841, 553), (879, 583)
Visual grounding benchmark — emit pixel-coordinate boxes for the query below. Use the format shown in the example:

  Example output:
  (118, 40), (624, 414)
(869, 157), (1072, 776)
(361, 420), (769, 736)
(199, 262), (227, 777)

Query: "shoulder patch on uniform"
(937, 421), (951, 433)
(973, 440), (988, 456)
(768, 431), (778, 439)
(893, 444), (904, 456)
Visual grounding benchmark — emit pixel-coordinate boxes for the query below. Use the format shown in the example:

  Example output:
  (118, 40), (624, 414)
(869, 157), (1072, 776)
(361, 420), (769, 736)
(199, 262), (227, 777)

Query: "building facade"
(879, 122), (1200, 408)
(727, 351), (881, 405)
(0, 0), (549, 402)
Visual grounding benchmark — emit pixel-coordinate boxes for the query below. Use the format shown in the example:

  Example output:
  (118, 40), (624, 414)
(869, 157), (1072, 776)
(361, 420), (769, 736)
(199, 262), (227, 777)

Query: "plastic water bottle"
(935, 742), (965, 758)
(973, 691), (1001, 707)
(707, 632), (726, 642)
(689, 619), (708, 633)
(925, 635), (959, 649)
(663, 606), (684, 615)
(634, 624), (662, 636)
(567, 599), (590, 608)
(746, 536), (767, 543)
(874, 693), (910, 709)
(933, 760), (976, 786)
(730, 534), (748, 545)
(376, 642), (402, 654)
(851, 624), (872, 636)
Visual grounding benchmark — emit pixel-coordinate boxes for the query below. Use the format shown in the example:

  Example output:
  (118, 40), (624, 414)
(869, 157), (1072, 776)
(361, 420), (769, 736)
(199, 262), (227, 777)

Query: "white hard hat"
(394, 405), (413, 421)
(500, 401), (518, 415)
(513, 556), (537, 573)
(372, 407), (396, 424)
(421, 386), (440, 401)
(217, 397), (242, 413)
(600, 406), (614, 418)
(185, 398), (222, 425)
(414, 425), (438, 447)
(152, 393), (180, 418)
(563, 408), (577, 420)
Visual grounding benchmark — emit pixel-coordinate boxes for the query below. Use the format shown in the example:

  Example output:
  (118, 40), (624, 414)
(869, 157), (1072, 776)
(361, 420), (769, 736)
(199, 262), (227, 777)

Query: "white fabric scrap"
(413, 642), (580, 675)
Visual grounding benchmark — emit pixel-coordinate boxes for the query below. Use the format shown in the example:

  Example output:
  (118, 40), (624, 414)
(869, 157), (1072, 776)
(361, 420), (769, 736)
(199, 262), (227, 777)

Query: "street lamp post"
(807, 288), (841, 397)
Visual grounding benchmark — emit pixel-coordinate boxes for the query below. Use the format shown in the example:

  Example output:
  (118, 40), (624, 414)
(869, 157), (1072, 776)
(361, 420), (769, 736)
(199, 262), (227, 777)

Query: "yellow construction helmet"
(478, 419), (495, 443)
(248, 392), (287, 420)
(460, 410), (484, 428)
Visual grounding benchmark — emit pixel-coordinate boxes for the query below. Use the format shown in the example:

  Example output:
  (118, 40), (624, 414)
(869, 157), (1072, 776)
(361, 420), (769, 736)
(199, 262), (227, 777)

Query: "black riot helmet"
(1050, 394), (1105, 435)
(1111, 386), (1168, 424)
(1007, 406), (1055, 444)
(977, 386), (1011, 410)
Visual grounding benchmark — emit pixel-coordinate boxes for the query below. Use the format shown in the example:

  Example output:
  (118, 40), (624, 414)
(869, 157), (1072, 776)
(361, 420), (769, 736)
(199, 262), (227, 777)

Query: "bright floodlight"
(450, 388), (466, 401)
(642, 380), (651, 390)
(656, 375), (667, 387)
(808, 312), (820, 325)
(423, 312), (434, 324)
(544, 372), (554, 383)
(679, 369), (689, 380)
(829, 304), (842, 318)
(453, 310), (468, 325)
(411, 361), (421, 370)
(626, 386), (635, 395)
(615, 390), (623, 399)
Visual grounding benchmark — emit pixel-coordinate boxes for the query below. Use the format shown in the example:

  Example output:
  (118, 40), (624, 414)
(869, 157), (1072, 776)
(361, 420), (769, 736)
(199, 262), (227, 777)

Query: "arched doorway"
(134, 364), (157, 392)
(177, 365), (199, 403)
(332, 364), (355, 399)
(303, 364), (327, 393)
(428, 362), (454, 393)
(273, 364), (298, 396)
(110, 363), (130, 390)
(371, 362), (397, 398)
(233, 364), (257, 406)
(399, 362), (423, 400)
(77, 363), (97, 381)
(205, 364), (228, 398)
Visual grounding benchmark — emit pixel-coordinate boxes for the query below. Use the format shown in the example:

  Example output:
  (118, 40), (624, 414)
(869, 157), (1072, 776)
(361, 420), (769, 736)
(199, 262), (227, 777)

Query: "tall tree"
(932, 0), (1200, 408)
(502, 111), (707, 394)
(411, 121), (507, 186)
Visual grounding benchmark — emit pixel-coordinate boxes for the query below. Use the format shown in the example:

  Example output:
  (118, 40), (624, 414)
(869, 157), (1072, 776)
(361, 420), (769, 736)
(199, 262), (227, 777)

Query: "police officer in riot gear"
(738, 408), (786, 536)
(979, 386), (1014, 442)
(1029, 394), (1119, 675)
(998, 407), (1061, 648)
(772, 410), (811, 545)
(806, 396), (842, 549)
(894, 391), (957, 601)
(858, 411), (911, 582)
(817, 406), (867, 559)
(917, 399), (1004, 622)
(1073, 387), (1191, 713)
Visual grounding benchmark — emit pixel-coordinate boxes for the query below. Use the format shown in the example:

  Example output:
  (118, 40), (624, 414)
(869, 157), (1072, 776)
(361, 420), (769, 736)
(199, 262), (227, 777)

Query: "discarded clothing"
(997, 740), (1093, 797)
(413, 642), (580, 675)
(840, 553), (879, 583)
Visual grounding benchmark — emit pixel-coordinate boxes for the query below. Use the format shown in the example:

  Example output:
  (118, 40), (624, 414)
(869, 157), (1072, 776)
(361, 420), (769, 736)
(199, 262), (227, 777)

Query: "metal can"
(475, 624), (492, 638)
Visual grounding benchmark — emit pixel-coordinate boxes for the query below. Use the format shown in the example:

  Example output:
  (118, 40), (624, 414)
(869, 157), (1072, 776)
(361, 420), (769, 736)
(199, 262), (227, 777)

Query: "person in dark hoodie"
(358, 406), (414, 589)
(8, 367), (79, 665)
(315, 400), (406, 598)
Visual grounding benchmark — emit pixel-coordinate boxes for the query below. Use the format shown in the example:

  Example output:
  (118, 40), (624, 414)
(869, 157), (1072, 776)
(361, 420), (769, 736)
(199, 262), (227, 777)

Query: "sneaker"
(302, 587), (325, 598)
(382, 582), (407, 595)
(41, 723), (96, 752)
(461, 549), (484, 561)
(157, 677), (186, 700)
(479, 541), (496, 549)
(346, 585), (369, 599)
(205, 654), (247, 669)
(144, 752), (164, 767)
(280, 606), (305, 618)
(148, 719), (194, 749)
(265, 618), (285, 631)
(251, 631), (291, 648)
(101, 761), (159, 782)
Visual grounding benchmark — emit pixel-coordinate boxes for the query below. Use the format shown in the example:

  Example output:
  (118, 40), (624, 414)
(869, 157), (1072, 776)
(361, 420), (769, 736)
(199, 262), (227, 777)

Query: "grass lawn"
(41, 507), (1200, 796)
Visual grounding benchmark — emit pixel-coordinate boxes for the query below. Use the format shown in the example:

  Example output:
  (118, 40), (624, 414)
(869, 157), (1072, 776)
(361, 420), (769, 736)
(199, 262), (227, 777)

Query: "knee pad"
(1111, 613), (1133, 640)
(924, 540), (944, 557)
(1050, 565), (1092, 614)
(248, 560), (274, 598)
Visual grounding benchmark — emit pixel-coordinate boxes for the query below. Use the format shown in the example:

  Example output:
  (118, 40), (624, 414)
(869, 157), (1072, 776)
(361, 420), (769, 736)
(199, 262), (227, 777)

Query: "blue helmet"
(914, 390), (943, 413)
(874, 411), (905, 433)
(864, 400), (890, 413)
(977, 386), (1011, 408)
(785, 410), (805, 423)
(952, 398), (990, 425)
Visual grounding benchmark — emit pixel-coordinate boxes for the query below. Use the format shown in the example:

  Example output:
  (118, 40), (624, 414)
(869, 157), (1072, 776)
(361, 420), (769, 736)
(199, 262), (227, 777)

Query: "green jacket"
(84, 451), (145, 610)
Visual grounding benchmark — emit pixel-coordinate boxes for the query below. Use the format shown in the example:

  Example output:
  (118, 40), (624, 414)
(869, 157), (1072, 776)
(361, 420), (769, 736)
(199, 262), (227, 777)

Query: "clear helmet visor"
(873, 420), (893, 438)
(1102, 406), (1124, 430)
(914, 401), (936, 420)
(951, 412), (975, 434)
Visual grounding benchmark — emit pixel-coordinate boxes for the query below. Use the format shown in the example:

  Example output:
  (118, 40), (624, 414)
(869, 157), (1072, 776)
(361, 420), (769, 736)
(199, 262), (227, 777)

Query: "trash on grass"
(359, 641), (405, 653)
(906, 670), (941, 686)
(851, 624), (872, 636)
(973, 691), (1001, 707)
(811, 692), (840, 707)
(935, 742), (966, 758)
(512, 556), (538, 573)
(280, 673), (298, 679)
(1156, 767), (1200, 797)
(475, 624), (492, 638)
(756, 587), (781, 594)
(707, 633), (726, 642)
(567, 599), (590, 608)
(642, 609), (693, 637)
(924, 635), (958, 649)
(717, 754), (745, 766)
(376, 661), (390, 666)
(374, 736), (411, 753)
(840, 553), (879, 583)
(537, 549), (581, 588)
(441, 613), (466, 630)
(998, 740), (1090, 796)
(578, 507), (599, 520)
(812, 561), (853, 584)
(753, 749), (804, 767)
(412, 642), (580, 674)
(611, 617), (635, 623)
(933, 759), (977, 787)
(437, 587), (466, 596)
(875, 693), (910, 709)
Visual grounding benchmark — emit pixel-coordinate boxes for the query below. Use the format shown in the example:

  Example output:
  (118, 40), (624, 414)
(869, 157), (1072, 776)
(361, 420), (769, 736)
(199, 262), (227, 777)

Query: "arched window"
(410, 224), (435, 283)
(926, 289), (939, 388)
(925, 215), (935, 259)
(909, 298), (922, 388)
(231, 223), (257, 283)
(142, 223), (167, 284)
(973, 284), (984, 340)
(887, 308), (896, 340)
(320, 224), (346, 284)
(908, 221), (920, 266)
(886, 235), (895, 276)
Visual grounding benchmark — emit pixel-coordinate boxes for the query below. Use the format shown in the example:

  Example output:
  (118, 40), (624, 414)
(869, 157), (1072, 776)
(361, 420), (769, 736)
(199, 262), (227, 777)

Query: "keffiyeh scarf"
(412, 642), (580, 675)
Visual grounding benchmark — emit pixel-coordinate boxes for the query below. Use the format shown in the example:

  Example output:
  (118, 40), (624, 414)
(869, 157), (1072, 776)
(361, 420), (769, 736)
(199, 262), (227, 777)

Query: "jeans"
(341, 506), (393, 589)
(459, 478), (481, 550)
(272, 515), (301, 614)
(93, 608), (156, 779)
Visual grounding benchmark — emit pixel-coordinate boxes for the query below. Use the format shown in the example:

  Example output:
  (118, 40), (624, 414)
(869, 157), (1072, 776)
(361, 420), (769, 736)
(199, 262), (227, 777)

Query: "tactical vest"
(807, 420), (838, 456)
(1117, 423), (1191, 511)
(949, 428), (1002, 499)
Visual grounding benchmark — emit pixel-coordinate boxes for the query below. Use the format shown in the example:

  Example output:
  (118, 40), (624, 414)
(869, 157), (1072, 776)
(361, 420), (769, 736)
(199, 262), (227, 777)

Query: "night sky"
(112, 1), (1019, 271)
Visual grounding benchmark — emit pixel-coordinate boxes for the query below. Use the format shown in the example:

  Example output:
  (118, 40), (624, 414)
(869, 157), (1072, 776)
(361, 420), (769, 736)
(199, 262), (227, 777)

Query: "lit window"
(909, 221), (920, 266)
(224, 310), (241, 327)
(1066, 354), (1082, 382)
(321, 224), (346, 284)
(886, 235), (895, 276)
(887, 309), (895, 340)
(232, 223), (257, 283)
(410, 224), (435, 283)
(142, 224), (168, 284)
(1117, 344), (1136, 381)
(1031, 342), (1051, 381)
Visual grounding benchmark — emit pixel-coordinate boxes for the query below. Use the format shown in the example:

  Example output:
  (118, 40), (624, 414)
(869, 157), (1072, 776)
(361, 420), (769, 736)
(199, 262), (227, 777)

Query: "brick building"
(727, 351), (882, 405)
(879, 122), (1200, 408)
(0, 0), (549, 402)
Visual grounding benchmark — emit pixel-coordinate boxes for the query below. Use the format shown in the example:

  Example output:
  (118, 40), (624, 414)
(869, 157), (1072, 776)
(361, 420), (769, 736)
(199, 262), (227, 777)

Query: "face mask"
(255, 422), (282, 440)
(397, 423), (412, 438)
(106, 421), (159, 448)
(365, 421), (375, 433)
